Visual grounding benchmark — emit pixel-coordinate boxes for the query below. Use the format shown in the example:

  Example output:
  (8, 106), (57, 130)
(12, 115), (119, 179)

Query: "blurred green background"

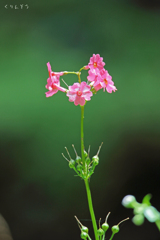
(0, 0), (160, 239)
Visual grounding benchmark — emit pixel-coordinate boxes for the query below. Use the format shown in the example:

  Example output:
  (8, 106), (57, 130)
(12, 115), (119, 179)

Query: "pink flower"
(88, 54), (105, 73)
(87, 69), (102, 91)
(45, 62), (66, 97)
(45, 77), (66, 97)
(67, 82), (93, 106)
(97, 69), (117, 93)
(87, 69), (97, 82)
(47, 62), (64, 78)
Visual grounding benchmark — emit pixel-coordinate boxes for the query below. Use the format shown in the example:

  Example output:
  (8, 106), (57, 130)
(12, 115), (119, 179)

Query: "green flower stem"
(87, 234), (92, 240)
(80, 105), (98, 240)
(155, 219), (160, 231)
(63, 71), (78, 75)
(79, 66), (86, 72)
(109, 233), (115, 240)
(102, 234), (105, 240)
(85, 179), (99, 240)
(81, 106), (85, 168)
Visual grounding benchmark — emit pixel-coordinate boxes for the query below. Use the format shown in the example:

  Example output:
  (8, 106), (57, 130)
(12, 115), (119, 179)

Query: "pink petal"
(74, 96), (85, 106)
(45, 89), (58, 97)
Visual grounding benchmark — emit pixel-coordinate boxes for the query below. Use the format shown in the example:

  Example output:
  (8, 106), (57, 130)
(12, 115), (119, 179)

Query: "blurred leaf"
(142, 194), (152, 206)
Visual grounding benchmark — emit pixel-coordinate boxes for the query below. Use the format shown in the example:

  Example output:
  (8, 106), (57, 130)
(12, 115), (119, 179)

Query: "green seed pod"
(77, 164), (82, 172)
(132, 214), (144, 226)
(97, 228), (104, 236)
(92, 155), (99, 165)
(86, 157), (91, 165)
(80, 231), (88, 239)
(76, 156), (81, 164)
(81, 226), (88, 233)
(69, 159), (75, 168)
(84, 150), (88, 158)
(102, 222), (109, 232)
(111, 225), (119, 234)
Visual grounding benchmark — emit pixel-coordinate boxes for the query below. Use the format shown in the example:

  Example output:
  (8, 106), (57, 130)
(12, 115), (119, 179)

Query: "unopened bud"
(76, 156), (81, 164)
(77, 164), (82, 172)
(69, 159), (75, 168)
(97, 228), (104, 236)
(92, 155), (99, 165)
(84, 65), (89, 70)
(84, 150), (88, 158)
(81, 226), (88, 233)
(111, 225), (119, 234)
(102, 222), (109, 232)
(80, 231), (88, 239)
(86, 157), (91, 165)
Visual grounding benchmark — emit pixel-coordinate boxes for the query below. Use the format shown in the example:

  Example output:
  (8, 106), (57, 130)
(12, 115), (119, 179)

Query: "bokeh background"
(0, 0), (160, 239)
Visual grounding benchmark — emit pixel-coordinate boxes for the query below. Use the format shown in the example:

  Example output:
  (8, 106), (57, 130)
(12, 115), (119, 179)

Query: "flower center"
(103, 79), (108, 85)
(51, 83), (56, 90)
(93, 62), (97, 68)
(77, 90), (82, 96)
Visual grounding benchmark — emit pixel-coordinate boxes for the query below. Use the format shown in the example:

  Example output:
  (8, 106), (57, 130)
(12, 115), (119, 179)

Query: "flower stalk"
(80, 105), (98, 240)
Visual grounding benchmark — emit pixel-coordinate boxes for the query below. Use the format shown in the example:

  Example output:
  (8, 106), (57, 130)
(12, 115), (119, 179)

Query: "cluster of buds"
(45, 54), (117, 106)
(62, 143), (103, 180)
(122, 194), (160, 225)
(75, 213), (129, 240)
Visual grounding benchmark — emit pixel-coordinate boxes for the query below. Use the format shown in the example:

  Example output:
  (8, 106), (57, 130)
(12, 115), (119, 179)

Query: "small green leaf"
(142, 194), (152, 206)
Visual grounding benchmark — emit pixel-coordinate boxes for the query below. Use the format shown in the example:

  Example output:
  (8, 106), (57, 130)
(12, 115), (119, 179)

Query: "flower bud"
(102, 222), (109, 232)
(97, 228), (104, 236)
(132, 214), (144, 226)
(69, 159), (75, 168)
(122, 195), (137, 208)
(111, 225), (119, 234)
(84, 150), (88, 158)
(80, 231), (88, 239)
(84, 65), (89, 70)
(76, 156), (82, 164)
(81, 226), (88, 233)
(92, 155), (99, 165)
(86, 157), (91, 165)
(77, 164), (82, 172)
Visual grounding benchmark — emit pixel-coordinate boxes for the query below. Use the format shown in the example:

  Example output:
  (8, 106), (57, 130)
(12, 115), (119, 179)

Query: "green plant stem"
(102, 234), (105, 240)
(63, 71), (78, 75)
(80, 105), (98, 240)
(85, 179), (99, 240)
(81, 106), (85, 168)
(155, 219), (160, 231)
(109, 233), (115, 240)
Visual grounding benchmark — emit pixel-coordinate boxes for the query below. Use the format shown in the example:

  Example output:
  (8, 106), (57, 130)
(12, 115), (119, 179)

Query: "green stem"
(102, 234), (105, 240)
(79, 66), (85, 72)
(63, 71), (78, 75)
(80, 106), (98, 240)
(81, 106), (85, 168)
(155, 219), (160, 231)
(85, 179), (98, 240)
(109, 233), (115, 240)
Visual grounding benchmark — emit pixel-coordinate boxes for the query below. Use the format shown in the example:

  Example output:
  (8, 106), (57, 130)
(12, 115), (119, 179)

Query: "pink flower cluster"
(45, 54), (117, 106)
(87, 54), (117, 93)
